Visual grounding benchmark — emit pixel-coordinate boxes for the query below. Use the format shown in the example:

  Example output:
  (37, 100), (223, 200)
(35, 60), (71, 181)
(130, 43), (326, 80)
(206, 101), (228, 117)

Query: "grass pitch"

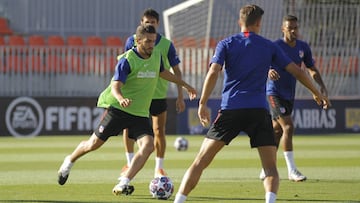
(0, 134), (359, 203)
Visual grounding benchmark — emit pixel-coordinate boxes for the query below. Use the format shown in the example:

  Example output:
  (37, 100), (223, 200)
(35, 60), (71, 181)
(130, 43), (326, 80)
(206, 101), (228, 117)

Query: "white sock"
(125, 152), (134, 167)
(119, 177), (130, 185)
(173, 193), (187, 203)
(61, 155), (73, 172)
(65, 155), (73, 164)
(284, 151), (296, 173)
(265, 192), (276, 203)
(155, 157), (164, 170)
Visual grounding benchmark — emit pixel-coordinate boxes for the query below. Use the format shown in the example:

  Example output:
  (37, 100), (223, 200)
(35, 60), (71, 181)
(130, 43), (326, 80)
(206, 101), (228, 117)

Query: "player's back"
(214, 32), (291, 110)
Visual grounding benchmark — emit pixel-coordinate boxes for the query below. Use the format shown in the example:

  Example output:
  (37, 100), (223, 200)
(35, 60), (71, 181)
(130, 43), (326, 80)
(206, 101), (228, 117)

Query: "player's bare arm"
(285, 62), (330, 109)
(307, 66), (330, 96)
(159, 69), (197, 100)
(198, 63), (222, 127)
(111, 80), (132, 107)
(172, 64), (186, 113)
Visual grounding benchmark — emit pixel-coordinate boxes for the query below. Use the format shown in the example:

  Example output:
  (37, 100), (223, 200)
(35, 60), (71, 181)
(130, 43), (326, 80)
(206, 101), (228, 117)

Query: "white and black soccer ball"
(149, 176), (174, 200)
(174, 136), (188, 151)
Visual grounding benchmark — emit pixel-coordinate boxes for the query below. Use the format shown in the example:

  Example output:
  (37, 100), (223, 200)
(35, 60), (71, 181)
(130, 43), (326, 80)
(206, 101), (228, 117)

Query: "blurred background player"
(120, 8), (185, 178)
(262, 15), (330, 182)
(173, 5), (329, 203)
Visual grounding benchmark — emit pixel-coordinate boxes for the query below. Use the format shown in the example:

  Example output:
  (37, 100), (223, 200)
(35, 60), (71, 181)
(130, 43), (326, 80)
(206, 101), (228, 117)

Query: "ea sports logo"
(5, 97), (44, 138)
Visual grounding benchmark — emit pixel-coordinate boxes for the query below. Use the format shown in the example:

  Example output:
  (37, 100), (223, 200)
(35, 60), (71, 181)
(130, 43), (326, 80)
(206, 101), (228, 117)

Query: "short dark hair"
(239, 4), (264, 27)
(142, 8), (160, 22)
(136, 24), (157, 39)
(283, 15), (298, 23)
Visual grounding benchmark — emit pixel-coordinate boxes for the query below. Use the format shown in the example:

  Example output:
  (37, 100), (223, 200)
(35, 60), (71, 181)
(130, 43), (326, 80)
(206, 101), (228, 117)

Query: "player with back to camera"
(118, 8), (185, 181)
(57, 24), (197, 196)
(260, 15), (330, 182)
(173, 4), (330, 203)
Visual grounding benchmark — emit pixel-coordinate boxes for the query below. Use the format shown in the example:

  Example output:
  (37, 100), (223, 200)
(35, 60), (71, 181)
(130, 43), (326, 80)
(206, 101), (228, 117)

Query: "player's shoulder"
(273, 38), (283, 44)
(158, 34), (173, 44)
(296, 39), (311, 48)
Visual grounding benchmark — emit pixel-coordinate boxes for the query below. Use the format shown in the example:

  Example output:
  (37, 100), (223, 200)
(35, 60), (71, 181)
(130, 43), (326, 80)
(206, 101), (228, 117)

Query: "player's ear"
(238, 19), (242, 27)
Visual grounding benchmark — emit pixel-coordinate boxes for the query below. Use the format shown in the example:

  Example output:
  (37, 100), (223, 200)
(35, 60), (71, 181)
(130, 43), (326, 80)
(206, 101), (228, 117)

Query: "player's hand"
(184, 86), (197, 100)
(119, 98), (132, 107)
(198, 104), (210, 127)
(268, 69), (280, 80)
(312, 94), (330, 110)
(176, 98), (186, 113)
(321, 95), (331, 110)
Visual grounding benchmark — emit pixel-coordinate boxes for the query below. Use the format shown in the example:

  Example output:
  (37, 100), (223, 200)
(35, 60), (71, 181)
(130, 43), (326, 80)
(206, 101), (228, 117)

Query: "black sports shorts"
(267, 95), (294, 120)
(150, 99), (167, 116)
(206, 108), (276, 148)
(94, 106), (153, 141)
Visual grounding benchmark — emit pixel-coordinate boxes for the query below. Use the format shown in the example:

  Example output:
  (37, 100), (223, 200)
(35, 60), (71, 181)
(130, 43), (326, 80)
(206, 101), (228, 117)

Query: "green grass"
(0, 134), (359, 203)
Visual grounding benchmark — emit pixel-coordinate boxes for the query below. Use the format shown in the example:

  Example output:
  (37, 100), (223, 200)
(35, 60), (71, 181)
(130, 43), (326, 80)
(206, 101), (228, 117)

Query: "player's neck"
(283, 38), (296, 47)
(241, 28), (257, 34)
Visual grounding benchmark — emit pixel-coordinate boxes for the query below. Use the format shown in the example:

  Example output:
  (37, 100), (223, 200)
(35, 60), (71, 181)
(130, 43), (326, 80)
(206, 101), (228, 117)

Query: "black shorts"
(206, 108), (276, 148)
(267, 95), (294, 120)
(94, 106), (153, 141)
(150, 99), (167, 116)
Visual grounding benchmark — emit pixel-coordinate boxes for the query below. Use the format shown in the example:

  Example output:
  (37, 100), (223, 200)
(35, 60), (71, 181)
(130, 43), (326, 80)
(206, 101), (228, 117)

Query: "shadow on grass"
(189, 196), (360, 202)
(0, 201), (100, 203)
(1, 198), (359, 203)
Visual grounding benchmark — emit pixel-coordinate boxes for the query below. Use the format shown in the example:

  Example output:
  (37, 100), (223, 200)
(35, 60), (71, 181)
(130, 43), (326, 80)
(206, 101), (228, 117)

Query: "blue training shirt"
(211, 32), (292, 110)
(266, 39), (314, 101)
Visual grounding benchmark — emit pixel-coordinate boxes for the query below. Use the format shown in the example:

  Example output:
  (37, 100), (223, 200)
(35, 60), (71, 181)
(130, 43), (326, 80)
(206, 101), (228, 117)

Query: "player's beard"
(139, 45), (153, 58)
(144, 47), (153, 57)
(289, 33), (297, 42)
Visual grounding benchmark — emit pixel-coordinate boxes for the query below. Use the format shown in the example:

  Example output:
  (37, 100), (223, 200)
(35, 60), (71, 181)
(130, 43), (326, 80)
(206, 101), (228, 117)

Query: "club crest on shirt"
(280, 107), (286, 114)
(299, 50), (304, 59)
(99, 125), (104, 133)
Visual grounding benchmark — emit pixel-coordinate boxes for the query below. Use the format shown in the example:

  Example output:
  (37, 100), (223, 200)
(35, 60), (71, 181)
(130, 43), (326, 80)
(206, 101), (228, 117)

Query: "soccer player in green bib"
(57, 24), (197, 196)
(120, 8), (185, 179)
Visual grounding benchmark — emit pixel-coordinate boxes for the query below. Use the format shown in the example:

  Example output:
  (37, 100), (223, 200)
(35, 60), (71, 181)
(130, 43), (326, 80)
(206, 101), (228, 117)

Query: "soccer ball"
(174, 136), (188, 151)
(149, 176), (174, 200)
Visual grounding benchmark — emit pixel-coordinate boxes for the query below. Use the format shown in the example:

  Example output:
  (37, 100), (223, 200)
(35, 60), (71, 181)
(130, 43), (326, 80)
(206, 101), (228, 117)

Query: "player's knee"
(282, 124), (294, 134)
(142, 141), (155, 155)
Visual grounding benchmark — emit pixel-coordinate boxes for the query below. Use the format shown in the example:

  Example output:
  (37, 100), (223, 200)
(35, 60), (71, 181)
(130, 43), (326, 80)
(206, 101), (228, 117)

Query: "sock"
(125, 152), (134, 167)
(65, 155), (73, 164)
(119, 177), (130, 185)
(284, 151), (296, 173)
(63, 155), (74, 169)
(155, 157), (164, 170)
(265, 192), (276, 203)
(173, 193), (187, 203)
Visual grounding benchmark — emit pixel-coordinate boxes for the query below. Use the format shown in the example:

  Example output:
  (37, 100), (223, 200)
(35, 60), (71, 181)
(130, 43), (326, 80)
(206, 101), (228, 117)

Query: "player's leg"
(58, 108), (120, 185)
(250, 108), (279, 203)
(58, 133), (106, 185)
(150, 99), (168, 177)
(121, 128), (135, 176)
(152, 111), (167, 177)
(276, 115), (306, 181)
(258, 145), (279, 203)
(174, 138), (225, 203)
(113, 134), (154, 196)
(272, 120), (283, 146)
(113, 115), (155, 196)
(276, 115), (294, 151)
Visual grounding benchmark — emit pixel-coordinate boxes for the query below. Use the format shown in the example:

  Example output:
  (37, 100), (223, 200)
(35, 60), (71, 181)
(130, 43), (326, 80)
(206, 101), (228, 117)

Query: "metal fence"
(1, 45), (359, 98)
(0, 0), (184, 37)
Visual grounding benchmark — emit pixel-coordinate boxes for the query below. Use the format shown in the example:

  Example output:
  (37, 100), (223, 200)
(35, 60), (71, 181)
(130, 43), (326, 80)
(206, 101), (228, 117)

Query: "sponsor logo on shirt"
(137, 70), (156, 78)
